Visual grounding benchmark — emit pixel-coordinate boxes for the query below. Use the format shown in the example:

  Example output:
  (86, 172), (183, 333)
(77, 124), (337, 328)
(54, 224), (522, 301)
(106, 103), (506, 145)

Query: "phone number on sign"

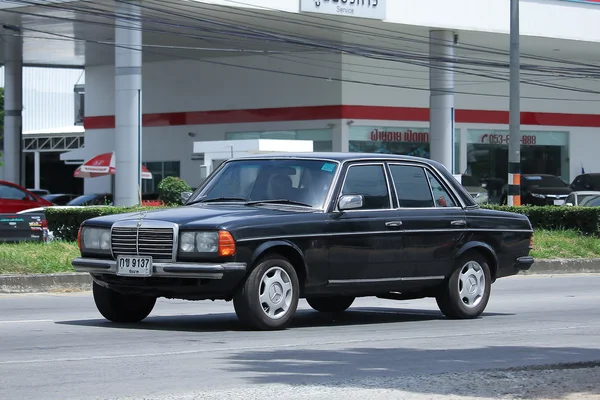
(481, 134), (537, 145)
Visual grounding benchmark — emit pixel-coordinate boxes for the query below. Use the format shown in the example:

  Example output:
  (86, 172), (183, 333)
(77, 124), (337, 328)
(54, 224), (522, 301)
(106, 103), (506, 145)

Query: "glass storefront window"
(226, 129), (333, 152)
(348, 126), (461, 173)
(142, 161), (181, 193)
(465, 129), (570, 184)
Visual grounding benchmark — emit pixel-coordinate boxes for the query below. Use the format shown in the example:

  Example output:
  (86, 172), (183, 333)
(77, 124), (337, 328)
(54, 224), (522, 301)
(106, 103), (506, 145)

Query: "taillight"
(529, 236), (534, 249)
(218, 230), (236, 257)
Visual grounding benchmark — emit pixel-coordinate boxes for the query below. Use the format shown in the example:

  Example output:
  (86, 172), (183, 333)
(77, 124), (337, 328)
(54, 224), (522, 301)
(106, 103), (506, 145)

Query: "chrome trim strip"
(328, 275), (445, 284)
(72, 258), (246, 279)
(235, 228), (533, 242)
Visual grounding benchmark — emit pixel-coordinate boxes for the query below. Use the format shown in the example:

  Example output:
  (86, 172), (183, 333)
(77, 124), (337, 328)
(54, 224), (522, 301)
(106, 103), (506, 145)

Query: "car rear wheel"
(92, 281), (156, 323)
(435, 251), (491, 319)
(233, 255), (299, 330)
(306, 296), (355, 313)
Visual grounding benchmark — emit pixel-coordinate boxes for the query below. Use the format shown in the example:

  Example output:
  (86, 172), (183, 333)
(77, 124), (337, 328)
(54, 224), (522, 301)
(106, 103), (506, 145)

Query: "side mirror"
(565, 202), (574, 207)
(338, 194), (363, 211)
(181, 191), (192, 204)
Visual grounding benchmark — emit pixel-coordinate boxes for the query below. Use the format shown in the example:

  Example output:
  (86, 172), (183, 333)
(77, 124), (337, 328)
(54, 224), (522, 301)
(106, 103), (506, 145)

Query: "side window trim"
(387, 161), (463, 210)
(336, 162), (393, 212)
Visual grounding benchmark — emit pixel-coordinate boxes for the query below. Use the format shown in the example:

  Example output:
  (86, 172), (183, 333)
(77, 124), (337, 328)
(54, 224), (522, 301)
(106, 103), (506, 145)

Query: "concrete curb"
(0, 273), (92, 293)
(523, 258), (600, 275)
(1, 259), (600, 293)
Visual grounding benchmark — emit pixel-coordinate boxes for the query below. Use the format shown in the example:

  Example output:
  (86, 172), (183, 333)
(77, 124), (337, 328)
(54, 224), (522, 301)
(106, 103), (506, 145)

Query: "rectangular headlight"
(81, 226), (111, 253)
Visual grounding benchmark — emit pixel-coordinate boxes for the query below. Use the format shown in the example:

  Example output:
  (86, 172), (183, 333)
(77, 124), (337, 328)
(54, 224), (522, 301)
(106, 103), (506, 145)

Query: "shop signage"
(480, 133), (538, 145)
(299, 0), (386, 20)
(467, 129), (569, 147)
(370, 128), (429, 143)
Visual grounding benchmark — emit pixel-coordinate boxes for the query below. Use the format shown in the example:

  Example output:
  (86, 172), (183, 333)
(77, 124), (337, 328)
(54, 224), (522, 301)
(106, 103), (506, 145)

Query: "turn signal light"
(77, 226), (82, 252)
(218, 230), (236, 257)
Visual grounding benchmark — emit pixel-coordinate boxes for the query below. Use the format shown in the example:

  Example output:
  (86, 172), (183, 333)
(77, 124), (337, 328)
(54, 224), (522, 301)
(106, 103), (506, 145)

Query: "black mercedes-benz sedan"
(72, 153), (534, 330)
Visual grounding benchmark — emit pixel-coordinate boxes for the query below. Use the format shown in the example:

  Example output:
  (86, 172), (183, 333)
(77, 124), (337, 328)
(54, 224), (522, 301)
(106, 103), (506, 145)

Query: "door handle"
(451, 220), (467, 226)
(385, 221), (403, 227)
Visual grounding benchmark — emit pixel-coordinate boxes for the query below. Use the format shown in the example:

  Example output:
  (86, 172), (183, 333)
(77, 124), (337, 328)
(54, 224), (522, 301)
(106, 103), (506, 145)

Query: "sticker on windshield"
(524, 176), (542, 180)
(321, 163), (336, 172)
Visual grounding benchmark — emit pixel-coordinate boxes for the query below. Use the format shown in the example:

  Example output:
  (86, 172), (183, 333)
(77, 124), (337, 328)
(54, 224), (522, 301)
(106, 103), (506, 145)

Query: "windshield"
(192, 159), (339, 209)
(579, 195), (600, 207)
(522, 175), (566, 188)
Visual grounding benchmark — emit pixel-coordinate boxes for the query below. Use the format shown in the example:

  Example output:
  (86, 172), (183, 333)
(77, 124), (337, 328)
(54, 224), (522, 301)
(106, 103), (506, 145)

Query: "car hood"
(84, 203), (317, 229)
(525, 187), (572, 195)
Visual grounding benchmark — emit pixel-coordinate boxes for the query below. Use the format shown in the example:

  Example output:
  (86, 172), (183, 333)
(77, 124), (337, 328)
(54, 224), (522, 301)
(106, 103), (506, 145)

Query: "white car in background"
(563, 191), (600, 206)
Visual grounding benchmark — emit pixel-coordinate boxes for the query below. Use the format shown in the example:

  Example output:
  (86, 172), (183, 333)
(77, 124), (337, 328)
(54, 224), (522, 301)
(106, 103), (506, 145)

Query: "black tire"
(92, 281), (156, 323)
(233, 255), (300, 330)
(306, 296), (355, 313)
(435, 251), (492, 319)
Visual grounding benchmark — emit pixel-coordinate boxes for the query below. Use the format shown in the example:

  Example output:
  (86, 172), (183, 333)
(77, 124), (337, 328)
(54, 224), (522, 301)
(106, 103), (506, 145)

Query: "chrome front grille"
(111, 226), (175, 261)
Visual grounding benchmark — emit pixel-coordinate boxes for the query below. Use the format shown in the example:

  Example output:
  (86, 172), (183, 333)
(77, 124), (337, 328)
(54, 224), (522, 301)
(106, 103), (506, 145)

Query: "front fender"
(249, 240), (308, 272)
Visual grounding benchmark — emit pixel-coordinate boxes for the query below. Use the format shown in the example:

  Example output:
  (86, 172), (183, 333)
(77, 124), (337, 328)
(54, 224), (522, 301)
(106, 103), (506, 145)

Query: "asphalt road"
(1, 275), (599, 400)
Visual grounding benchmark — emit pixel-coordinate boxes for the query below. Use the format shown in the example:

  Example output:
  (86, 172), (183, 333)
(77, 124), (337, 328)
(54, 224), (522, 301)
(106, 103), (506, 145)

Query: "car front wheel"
(233, 255), (300, 330)
(306, 296), (355, 313)
(92, 281), (156, 323)
(435, 251), (491, 319)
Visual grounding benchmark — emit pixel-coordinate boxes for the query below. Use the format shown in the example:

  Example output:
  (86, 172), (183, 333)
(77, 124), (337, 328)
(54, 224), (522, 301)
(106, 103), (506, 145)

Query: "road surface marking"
(0, 319), (53, 324)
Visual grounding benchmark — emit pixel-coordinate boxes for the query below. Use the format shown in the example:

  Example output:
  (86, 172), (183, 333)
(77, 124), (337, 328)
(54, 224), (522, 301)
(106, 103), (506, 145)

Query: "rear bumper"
(72, 257), (246, 279)
(515, 256), (535, 271)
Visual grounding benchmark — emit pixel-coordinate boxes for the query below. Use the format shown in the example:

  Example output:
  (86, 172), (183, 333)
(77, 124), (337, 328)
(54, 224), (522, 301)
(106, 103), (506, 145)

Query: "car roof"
(522, 174), (559, 178)
(230, 152), (450, 171)
(573, 191), (600, 195)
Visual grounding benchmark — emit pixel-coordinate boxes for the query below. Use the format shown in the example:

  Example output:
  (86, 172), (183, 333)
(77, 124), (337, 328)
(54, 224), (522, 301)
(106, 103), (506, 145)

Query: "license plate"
(554, 199), (565, 206)
(116, 256), (153, 277)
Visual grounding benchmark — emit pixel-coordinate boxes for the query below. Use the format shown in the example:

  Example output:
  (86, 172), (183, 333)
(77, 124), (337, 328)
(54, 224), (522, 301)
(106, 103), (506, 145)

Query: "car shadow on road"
(224, 345), (600, 399)
(53, 306), (513, 333)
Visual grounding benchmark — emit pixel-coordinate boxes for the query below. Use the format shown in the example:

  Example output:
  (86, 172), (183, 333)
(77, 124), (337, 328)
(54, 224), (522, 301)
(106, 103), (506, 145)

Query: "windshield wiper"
(187, 196), (249, 205)
(245, 199), (313, 208)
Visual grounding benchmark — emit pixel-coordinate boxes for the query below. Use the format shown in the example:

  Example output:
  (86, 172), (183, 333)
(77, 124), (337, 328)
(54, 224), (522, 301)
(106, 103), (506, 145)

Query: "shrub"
(482, 205), (600, 236)
(46, 206), (155, 242)
(158, 176), (192, 206)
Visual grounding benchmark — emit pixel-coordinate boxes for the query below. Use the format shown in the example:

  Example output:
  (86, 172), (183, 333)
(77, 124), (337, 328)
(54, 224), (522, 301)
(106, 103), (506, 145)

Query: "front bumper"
(72, 257), (246, 279)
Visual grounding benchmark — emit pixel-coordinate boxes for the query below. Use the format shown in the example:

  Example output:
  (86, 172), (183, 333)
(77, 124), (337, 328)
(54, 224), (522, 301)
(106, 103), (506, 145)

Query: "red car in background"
(0, 180), (54, 213)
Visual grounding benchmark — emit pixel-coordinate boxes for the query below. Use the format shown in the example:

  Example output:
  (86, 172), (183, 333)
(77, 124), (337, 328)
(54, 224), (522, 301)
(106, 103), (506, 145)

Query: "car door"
(326, 162), (404, 283)
(0, 183), (35, 213)
(388, 163), (467, 279)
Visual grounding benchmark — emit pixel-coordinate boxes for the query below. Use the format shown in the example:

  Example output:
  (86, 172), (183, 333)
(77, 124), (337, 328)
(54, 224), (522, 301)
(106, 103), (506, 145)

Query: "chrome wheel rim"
(259, 266), (293, 320)
(458, 261), (486, 308)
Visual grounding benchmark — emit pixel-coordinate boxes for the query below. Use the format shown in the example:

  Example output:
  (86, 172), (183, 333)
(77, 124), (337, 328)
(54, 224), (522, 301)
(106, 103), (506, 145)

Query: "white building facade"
(1, 0), (600, 202)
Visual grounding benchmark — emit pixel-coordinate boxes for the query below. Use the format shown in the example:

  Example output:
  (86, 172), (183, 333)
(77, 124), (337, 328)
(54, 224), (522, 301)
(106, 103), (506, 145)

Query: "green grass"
(0, 241), (80, 274)
(0, 230), (599, 274)
(531, 230), (600, 260)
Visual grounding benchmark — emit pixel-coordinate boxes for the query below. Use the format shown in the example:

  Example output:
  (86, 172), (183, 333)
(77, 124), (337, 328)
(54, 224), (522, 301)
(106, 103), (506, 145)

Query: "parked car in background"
(570, 173), (600, 192)
(67, 193), (112, 206)
(66, 193), (164, 207)
(563, 191), (600, 207)
(0, 180), (54, 213)
(507, 174), (572, 206)
(42, 193), (80, 205)
(72, 153), (534, 331)
(27, 188), (51, 196)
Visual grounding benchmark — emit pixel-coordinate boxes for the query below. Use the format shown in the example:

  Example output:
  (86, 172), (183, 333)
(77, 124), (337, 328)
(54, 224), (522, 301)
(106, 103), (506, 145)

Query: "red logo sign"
(370, 129), (429, 143)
